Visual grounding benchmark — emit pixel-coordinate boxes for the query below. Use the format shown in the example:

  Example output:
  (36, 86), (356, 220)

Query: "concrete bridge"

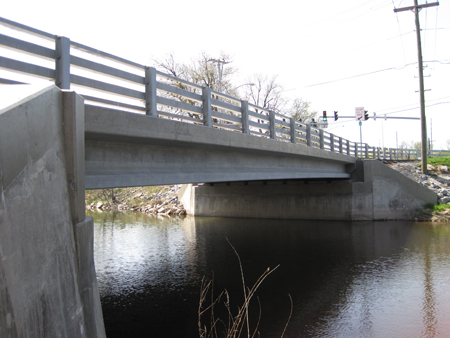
(0, 17), (438, 338)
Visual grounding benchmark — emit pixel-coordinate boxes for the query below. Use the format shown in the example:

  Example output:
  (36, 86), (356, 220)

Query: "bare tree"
(153, 52), (237, 94)
(243, 74), (287, 113)
(153, 54), (316, 127)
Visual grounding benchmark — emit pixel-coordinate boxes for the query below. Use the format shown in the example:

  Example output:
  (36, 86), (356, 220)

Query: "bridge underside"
(85, 106), (357, 189)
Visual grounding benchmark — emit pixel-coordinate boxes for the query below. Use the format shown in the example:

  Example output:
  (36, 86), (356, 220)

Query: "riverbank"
(86, 185), (186, 216)
(388, 160), (450, 222)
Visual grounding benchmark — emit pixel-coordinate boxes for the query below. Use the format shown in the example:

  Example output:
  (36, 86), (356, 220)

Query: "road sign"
(355, 107), (364, 121)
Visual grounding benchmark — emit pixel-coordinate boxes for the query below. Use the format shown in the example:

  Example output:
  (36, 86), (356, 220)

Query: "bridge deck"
(85, 106), (357, 189)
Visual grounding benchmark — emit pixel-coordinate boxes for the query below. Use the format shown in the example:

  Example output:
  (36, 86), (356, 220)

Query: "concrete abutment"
(180, 160), (437, 221)
(0, 85), (105, 338)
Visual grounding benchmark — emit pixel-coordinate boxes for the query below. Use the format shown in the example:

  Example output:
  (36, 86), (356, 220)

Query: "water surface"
(89, 211), (450, 337)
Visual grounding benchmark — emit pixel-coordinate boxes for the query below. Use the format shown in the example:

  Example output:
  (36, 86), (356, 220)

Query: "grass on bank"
(419, 203), (450, 222)
(422, 156), (450, 168)
(425, 203), (450, 213)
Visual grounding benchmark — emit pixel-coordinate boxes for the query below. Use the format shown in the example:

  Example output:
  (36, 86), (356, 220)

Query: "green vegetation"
(419, 203), (450, 222)
(427, 156), (450, 168)
(425, 203), (450, 213)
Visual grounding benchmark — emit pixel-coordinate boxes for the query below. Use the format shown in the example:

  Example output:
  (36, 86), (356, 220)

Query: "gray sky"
(2, 0), (449, 149)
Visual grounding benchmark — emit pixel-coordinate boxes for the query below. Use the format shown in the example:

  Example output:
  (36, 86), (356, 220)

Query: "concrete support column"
(62, 91), (86, 224)
(241, 100), (249, 134)
(145, 67), (157, 117)
(75, 217), (106, 338)
(202, 86), (212, 127)
(63, 91), (106, 338)
(55, 36), (70, 89)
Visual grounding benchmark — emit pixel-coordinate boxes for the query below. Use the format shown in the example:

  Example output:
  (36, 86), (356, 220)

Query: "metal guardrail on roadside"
(1, 17), (447, 161)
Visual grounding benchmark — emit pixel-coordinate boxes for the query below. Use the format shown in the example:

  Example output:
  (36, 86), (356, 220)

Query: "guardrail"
(1, 17), (447, 161)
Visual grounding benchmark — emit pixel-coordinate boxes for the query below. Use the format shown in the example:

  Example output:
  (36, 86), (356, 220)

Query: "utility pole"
(394, 1), (439, 174)
(207, 59), (229, 93)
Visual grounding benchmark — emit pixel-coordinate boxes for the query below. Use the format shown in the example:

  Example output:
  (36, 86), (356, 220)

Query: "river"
(88, 210), (450, 337)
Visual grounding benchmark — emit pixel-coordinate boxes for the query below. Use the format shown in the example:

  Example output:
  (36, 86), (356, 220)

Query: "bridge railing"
(1, 16), (448, 161)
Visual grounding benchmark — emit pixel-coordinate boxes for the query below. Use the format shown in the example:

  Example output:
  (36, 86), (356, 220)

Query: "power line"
(333, 30), (415, 56)
(304, 59), (450, 88)
(296, 0), (392, 41)
(304, 63), (415, 87)
(392, 0), (409, 66)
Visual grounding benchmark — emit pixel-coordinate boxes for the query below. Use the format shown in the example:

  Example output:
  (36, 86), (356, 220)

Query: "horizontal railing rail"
(1, 16), (448, 162)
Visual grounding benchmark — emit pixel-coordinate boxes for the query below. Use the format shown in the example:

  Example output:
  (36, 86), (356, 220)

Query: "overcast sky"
(2, 0), (449, 149)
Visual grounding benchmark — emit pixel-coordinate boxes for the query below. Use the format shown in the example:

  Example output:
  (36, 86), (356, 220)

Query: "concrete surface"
(180, 160), (437, 221)
(0, 85), (105, 338)
(84, 106), (357, 189)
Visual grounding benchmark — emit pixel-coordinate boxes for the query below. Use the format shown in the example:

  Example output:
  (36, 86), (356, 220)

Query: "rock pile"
(389, 162), (450, 204)
(87, 185), (186, 215)
(142, 185), (186, 215)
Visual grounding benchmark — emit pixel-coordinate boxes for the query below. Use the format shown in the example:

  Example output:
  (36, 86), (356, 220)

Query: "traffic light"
(334, 111), (338, 121)
(323, 111), (327, 122)
(364, 110), (369, 121)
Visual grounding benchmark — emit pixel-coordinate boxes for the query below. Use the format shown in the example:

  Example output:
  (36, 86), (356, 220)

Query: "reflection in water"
(89, 211), (450, 338)
(423, 245), (437, 338)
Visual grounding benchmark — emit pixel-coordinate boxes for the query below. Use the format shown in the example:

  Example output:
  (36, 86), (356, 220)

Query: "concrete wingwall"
(0, 85), (105, 338)
(180, 160), (437, 221)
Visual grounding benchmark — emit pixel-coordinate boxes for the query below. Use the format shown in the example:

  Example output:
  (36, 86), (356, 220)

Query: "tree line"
(152, 52), (317, 123)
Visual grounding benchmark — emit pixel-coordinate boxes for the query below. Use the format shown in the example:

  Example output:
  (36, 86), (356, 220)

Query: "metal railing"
(1, 17), (448, 161)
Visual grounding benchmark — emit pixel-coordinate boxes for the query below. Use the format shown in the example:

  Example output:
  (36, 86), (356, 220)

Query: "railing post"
(241, 100), (249, 134)
(377, 147), (380, 159)
(269, 111), (275, 139)
(339, 137), (343, 154)
(365, 144), (368, 158)
(306, 124), (312, 147)
(319, 129), (324, 149)
(330, 134), (335, 152)
(202, 86), (212, 127)
(290, 117), (297, 143)
(55, 36), (70, 89)
(145, 67), (157, 116)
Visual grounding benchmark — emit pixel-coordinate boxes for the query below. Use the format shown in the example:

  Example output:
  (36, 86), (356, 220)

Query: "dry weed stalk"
(198, 239), (292, 338)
